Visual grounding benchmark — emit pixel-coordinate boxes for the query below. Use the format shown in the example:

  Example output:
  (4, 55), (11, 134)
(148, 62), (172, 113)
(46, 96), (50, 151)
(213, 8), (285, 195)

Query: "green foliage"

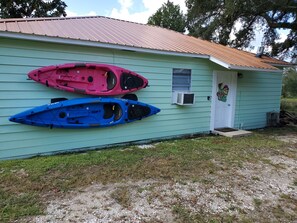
(281, 98), (297, 113)
(0, 0), (67, 18)
(186, 0), (297, 60)
(282, 67), (297, 97)
(147, 0), (186, 33)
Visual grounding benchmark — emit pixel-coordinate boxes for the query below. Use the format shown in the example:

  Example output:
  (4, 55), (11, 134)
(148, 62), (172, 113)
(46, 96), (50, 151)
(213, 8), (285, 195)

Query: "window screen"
(172, 69), (191, 91)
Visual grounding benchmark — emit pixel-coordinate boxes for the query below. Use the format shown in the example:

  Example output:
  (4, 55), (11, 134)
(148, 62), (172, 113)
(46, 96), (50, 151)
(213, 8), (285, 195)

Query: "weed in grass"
(253, 198), (262, 209)
(172, 204), (238, 223)
(172, 204), (198, 223)
(0, 190), (43, 223)
(146, 187), (164, 205)
(110, 186), (131, 209)
(271, 195), (297, 222)
(251, 176), (261, 181)
(272, 205), (288, 220)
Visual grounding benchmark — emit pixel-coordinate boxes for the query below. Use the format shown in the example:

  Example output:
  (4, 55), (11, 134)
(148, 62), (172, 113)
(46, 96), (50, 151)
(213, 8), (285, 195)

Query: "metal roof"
(0, 16), (289, 71)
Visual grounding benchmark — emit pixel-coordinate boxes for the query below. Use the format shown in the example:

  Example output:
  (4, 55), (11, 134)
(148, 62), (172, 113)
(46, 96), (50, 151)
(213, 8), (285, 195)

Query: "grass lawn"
(0, 126), (297, 222)
(281, 98), (297, 113)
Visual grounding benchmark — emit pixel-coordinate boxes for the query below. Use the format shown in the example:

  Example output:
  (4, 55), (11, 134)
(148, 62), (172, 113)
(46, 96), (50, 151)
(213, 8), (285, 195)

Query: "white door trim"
(210, 71), (237, 131)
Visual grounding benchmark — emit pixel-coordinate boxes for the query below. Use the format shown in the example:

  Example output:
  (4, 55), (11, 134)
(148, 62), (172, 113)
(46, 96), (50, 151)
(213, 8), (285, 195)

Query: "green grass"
(281, 98), (297, 113)
(0, 126), (296, 222)
(172, 204), (238, 223)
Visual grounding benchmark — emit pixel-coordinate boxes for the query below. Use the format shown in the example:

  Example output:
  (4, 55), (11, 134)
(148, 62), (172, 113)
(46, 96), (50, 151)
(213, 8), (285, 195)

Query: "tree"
(0, 0), (67, 18)
(186, 0), (297, 60)
(282, 67), (297, 97)
(147, 0), (186, 33)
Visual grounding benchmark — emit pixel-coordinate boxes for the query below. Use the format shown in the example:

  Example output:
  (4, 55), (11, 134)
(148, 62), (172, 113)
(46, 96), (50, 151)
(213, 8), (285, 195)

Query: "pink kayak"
(28, 63), (148, 96)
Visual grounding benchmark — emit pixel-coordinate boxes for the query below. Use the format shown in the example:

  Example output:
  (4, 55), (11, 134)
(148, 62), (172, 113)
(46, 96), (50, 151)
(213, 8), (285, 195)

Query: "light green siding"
(234, 71), (282, 129)
(0, 38), (213, 160)
(0, 37), (283, 160)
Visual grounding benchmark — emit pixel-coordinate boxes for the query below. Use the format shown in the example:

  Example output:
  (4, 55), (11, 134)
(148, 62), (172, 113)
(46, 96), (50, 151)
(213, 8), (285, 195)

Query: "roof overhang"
(209, 56), (282, 73)
(0, 31), (282, 73)
(265, 63), (296, 68)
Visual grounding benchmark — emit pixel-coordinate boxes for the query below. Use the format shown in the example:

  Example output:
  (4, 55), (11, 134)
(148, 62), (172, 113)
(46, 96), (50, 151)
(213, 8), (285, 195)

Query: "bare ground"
(33, 135), (297, 223)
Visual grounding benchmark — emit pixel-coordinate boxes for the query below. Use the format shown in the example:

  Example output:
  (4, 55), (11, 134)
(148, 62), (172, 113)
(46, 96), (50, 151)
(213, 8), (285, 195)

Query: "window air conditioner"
(174, 92), (195, 105)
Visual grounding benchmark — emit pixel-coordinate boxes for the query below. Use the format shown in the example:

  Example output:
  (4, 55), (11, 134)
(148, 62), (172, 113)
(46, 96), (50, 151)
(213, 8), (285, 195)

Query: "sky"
(64, 0), (187, 24)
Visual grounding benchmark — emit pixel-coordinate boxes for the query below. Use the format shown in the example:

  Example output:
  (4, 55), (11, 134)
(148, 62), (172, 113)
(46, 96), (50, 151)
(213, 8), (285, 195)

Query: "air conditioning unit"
(173, 92), (195, 105)
(266, 111), (279, 127)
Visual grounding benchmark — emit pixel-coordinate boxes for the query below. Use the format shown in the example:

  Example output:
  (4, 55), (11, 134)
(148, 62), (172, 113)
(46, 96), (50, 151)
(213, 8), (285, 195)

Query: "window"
(172, 68), (191, 92)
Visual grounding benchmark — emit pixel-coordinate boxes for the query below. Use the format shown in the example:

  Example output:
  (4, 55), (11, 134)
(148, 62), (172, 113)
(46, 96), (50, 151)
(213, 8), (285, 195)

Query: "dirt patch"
(275, 134), (297, 144)
(34, 154), (297, 223)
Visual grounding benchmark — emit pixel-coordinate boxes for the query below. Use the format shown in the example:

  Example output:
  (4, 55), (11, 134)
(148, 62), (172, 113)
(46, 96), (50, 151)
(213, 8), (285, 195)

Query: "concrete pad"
(213, 129), (252, 138)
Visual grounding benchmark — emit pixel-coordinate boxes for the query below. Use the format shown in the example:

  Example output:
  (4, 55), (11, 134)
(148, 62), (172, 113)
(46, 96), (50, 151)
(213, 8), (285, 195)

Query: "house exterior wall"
(0, 38), (283, 160)
(0, 37), (214, 160)
(234, 71), (282, 129)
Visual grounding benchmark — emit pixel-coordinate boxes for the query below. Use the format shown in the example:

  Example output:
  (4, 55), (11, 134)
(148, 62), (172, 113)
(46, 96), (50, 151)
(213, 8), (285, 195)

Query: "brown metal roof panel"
(76, 18), (103, 41)
(26, 20), (49, 36)
(77, 19), (105, 42)
(57, 19), (88, 40)
(44, 20), (64, 37)
(18, 21), (34, 34)
(101, 18), (144, 46)
(88, 18), (128, 45)
(196, 40), (277, 69)
(0, 16), (287, 70)
(55, 20), (84, 40)
(260, 56), (291, 66)
(0, 22), (7, 31)
(6, 21), (21, 33)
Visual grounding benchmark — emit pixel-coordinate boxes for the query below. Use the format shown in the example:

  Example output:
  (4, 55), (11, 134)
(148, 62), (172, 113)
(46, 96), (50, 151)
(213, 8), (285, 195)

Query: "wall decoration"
(216, 83), (229, 102)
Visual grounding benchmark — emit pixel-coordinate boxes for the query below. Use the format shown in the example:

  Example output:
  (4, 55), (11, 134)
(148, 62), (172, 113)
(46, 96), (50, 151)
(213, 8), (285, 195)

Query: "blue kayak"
(9, 98), (160, 128)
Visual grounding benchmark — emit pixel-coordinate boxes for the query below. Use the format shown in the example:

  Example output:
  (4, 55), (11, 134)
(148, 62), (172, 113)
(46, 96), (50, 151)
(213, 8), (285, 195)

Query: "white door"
(211, 71), (237, 130)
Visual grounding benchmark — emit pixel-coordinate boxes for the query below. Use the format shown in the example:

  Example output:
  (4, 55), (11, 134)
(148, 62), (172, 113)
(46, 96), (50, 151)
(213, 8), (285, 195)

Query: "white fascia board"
(209, 55), (283, 73)
(209, 56), (230, 69)
(229, 65), (283, 73)
(265, 63), (295, 67)
(0, 32), (209, 59)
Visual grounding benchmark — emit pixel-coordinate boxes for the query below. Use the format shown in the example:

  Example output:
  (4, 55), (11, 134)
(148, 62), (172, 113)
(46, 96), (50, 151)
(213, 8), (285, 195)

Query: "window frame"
(172, 68), (192, 92)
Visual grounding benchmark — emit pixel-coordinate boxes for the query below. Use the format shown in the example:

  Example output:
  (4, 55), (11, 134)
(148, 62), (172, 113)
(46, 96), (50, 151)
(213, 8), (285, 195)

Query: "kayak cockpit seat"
(103, 103), (122, 121)
(106, 71), (117, 90)
(120, 72), (144, 90)
(128, 104), (151, 120)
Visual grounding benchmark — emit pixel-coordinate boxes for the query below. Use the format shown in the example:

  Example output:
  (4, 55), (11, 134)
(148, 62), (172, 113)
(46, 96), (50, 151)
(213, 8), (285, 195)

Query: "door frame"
(210, 71), (237, 131)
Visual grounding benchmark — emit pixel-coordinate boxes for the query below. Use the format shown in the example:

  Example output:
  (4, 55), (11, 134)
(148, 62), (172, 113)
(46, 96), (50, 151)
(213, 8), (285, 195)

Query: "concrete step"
(213, 128), (252, 138)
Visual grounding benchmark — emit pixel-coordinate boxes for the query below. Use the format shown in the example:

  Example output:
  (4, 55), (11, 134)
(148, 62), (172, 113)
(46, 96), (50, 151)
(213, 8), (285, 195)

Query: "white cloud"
(66, 9), (78, 17)
(142, 0), (186, 14)
(87, 11), (97, 16)
(66, 9), (97, 17)
(119, 0), (133, 9)
(109, 0), (187, 24)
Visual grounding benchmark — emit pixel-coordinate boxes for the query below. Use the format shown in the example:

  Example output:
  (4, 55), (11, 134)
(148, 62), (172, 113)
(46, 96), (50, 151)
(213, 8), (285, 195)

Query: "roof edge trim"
(229, 65), (282, 73)
(0, 32), (209, 59)
(264, 63), (295, 67)
(209, 56), (230, 69)
(209, 56), (282, 73)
